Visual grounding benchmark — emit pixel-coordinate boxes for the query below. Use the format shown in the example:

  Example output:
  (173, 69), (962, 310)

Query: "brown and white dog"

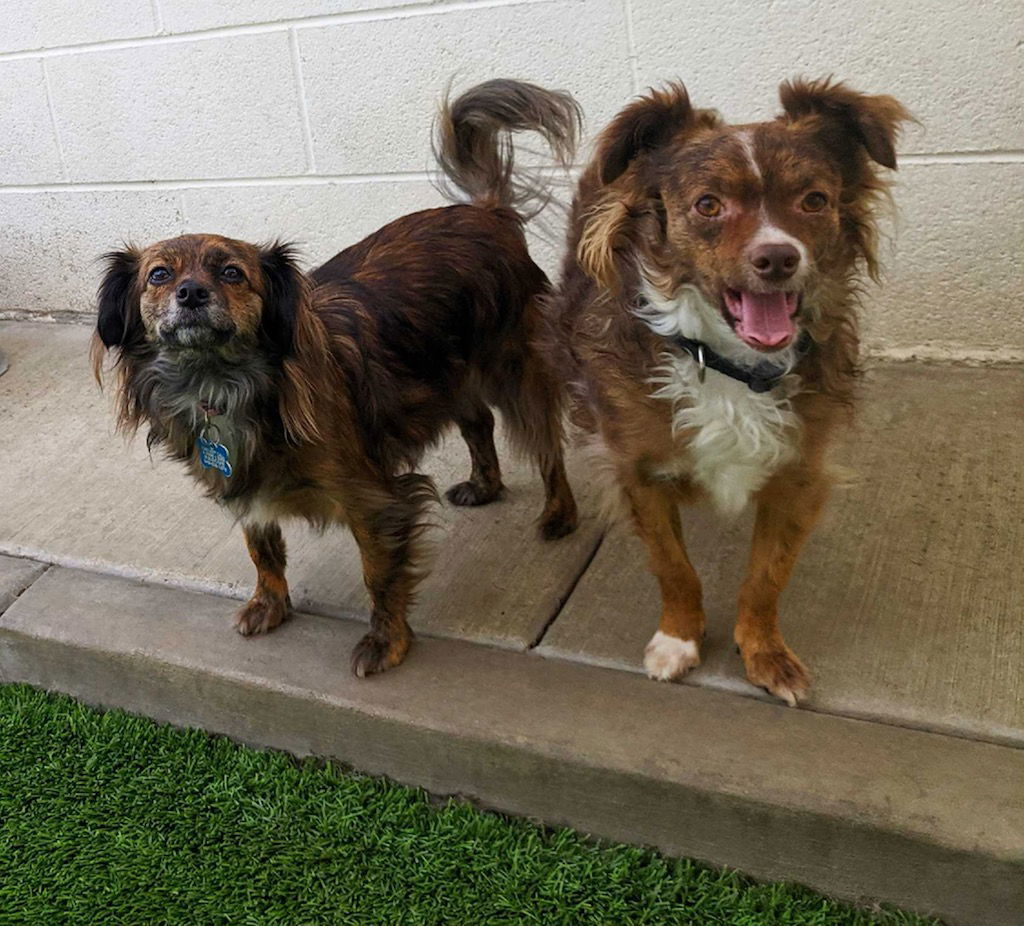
(93, 79), (581, 677)
(548, 78), (909, 704)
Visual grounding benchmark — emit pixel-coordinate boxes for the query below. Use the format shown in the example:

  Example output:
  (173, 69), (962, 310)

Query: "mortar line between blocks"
(0, 164), (583, 194)
(621, 0), (640, 94)
(289, 28), (317, 174)
(39, 60), (69, 183)
(149, 0), (164, 34)
(0, 0), (559, 62)
(899, 151), (1024, 164)
(0, 172), (433, 193)
(1, 153), (1018, 197)
(528, 528), (606, 650)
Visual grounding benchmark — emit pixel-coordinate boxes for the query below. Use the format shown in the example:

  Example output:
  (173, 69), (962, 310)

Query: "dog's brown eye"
(148, 267), (171, 284)
(801, 191), (829, 212)
(694, 195), (723, 218)
(221, 265), (244, 282)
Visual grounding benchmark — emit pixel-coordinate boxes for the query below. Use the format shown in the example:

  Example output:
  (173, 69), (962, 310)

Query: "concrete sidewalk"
(1, 320), (1023, 925)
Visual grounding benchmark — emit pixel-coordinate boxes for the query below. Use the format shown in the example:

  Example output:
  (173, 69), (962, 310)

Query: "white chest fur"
(638, 282), (801, 516)
(649, 353), (799, 515)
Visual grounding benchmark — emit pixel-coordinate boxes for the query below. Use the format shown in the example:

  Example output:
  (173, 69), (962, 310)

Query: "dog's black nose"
(750, 243), (800, 281)
(176, 280), (211, 308)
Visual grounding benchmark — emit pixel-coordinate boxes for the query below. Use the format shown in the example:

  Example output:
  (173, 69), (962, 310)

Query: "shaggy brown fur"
(547, 77), (909, 704)
(93, 79), (582, 677)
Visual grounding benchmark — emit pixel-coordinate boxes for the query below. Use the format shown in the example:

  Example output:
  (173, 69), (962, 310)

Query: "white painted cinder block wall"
(0, 0), (1020, 357)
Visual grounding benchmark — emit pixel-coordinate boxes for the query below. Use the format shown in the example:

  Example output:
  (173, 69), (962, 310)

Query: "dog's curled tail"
(433, 78), (582, 218)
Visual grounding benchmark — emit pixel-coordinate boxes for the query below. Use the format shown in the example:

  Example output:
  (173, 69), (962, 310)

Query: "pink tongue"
(733, 292), (796, 348)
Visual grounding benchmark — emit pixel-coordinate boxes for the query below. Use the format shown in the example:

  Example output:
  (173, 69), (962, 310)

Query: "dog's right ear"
(96, 248), (142, 348)
(581, 85), (719, 291)
(596, 83), (703, 185)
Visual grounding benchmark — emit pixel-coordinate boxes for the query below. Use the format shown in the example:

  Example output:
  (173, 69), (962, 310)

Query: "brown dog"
(547, 78), (909, 704)
(93, 79), (581, 676)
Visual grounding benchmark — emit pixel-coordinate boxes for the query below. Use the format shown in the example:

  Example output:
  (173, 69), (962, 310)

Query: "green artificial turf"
(0, 683), (938, 926)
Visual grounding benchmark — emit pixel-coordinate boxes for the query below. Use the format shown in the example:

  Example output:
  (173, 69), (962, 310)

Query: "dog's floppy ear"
(596, 82), (699, 184)
(577, 195), (635, 292)
(258, 241), (306, 358)
(779, 77), (911, 170)
(580, 84), (719, 291)
(96, 248), (142, 348)
(258, 241), (323, 444)
(780, 78), (911, 282)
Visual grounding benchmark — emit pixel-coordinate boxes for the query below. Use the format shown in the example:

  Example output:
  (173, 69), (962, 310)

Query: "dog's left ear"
(258, 242), (323, 444)
(779, 77), (912, 169)
(258, 241), (307, 358)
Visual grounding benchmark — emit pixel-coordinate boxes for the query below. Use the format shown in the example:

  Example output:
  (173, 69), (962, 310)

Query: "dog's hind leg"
(535, 450), (577, 540)
(490, 337), (578, 540)
(501, 372), (577, 540)
(349, 474), (437, 678)
(446, 400), (505, 507)
(236, 521), (293, 636)
(735, 462), (830, 706)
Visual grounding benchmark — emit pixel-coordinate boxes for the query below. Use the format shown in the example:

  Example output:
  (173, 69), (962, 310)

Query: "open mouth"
(722, 289), (800, 351)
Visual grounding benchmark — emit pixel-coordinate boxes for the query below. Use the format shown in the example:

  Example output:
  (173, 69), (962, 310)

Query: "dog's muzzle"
(159, 303), (235, 348)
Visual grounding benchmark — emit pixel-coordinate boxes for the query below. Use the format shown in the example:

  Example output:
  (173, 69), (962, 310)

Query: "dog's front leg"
(627, 482), (706, 681)
(735, 463), (830, 706)
(348, 474), (435, 678)
(236, 521), (293, 635)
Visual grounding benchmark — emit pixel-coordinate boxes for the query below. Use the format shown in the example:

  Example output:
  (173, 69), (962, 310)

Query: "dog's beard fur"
(130, 346), (275, 468)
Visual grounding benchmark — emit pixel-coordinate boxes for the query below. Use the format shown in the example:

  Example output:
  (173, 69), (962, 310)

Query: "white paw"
(643, 631), (700, 681)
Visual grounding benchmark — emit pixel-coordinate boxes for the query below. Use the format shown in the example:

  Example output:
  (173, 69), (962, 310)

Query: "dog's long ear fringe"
(258, 241), (329, 446)
(578, 84), (719, 291)
(577, 196), (634, 292)
(93, 246), (143, 384)
(259, 241), (307, 359)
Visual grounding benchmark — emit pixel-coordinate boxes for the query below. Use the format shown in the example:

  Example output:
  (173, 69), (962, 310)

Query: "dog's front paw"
(446, 480), (503, 507)
(235, 594), (291, 636)
(740, 641), (810, 706)
(350, 629), (412, 678)
(643, 631), (701, 681)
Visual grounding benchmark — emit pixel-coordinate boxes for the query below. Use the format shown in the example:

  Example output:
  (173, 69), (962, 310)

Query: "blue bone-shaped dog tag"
(197, 435), (233, 477)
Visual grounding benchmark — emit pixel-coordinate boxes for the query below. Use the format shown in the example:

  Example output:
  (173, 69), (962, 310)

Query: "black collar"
(671, 330), (813, 393)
